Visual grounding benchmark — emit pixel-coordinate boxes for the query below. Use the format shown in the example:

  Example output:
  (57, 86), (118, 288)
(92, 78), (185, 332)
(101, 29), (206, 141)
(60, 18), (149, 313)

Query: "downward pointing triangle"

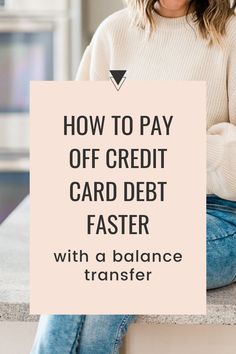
(109, 70), (127, 85)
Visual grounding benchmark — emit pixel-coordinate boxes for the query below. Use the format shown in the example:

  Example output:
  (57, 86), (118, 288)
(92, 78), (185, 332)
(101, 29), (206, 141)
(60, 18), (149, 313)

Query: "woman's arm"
(207, 20), (236, 201)
(75, 21), (110, 81)
(75, 44), (93, 80)
(207, 122), (236, 200)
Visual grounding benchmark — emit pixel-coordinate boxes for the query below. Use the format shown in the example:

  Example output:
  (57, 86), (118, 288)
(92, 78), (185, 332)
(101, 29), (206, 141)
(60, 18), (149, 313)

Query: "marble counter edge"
(1, 302), (235, 325)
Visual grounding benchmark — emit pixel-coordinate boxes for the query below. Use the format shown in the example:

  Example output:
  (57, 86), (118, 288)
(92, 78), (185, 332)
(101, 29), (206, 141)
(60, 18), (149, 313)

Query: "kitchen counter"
(0, 197), (236, 324)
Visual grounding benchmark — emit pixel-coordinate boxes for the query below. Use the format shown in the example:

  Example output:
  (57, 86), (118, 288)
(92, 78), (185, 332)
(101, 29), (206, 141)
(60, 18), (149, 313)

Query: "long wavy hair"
(125, 0), (236, 43)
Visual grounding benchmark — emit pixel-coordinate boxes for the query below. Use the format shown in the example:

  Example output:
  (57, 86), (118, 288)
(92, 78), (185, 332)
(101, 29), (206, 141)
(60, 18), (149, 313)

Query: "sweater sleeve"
(75, 44), (93, 80)
(75, 25), (110, 81)
(207, 22), (236, 201)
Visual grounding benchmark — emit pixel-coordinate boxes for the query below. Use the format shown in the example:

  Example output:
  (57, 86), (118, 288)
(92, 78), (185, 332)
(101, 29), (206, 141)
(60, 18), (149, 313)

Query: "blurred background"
(0, 0), (123, 224)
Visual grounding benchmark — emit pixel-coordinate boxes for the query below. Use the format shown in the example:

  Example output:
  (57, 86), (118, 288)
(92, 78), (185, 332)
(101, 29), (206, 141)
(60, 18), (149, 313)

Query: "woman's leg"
(207, 196), (236, 289)
(31, 315), (85, 354)
(31, 315), (135, 354)
(78, 315), (136, 354)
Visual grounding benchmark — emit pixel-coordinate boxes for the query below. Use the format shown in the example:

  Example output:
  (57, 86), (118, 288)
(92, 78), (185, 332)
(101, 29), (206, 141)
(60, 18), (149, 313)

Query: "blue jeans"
(31, 195), (236, 354)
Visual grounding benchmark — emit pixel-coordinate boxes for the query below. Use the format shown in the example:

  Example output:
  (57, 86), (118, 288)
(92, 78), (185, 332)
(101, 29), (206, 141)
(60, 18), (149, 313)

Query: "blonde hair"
(125, 0), (236, 43)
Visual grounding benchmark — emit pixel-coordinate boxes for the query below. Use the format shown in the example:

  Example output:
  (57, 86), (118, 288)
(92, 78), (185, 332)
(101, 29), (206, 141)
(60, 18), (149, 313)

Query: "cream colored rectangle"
(30, 81), (206, 315)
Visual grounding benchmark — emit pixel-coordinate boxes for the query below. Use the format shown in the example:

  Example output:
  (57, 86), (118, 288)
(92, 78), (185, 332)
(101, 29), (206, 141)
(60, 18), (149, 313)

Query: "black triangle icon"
(110, 70), (127, 85)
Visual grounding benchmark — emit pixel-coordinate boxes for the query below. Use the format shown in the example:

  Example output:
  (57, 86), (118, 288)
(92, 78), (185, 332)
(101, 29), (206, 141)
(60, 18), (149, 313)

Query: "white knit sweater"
(76, 8), (236, 201)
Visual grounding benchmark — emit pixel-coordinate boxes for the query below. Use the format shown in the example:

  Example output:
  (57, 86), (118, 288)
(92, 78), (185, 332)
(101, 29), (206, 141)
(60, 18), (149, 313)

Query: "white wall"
(85, 0), (123, 38)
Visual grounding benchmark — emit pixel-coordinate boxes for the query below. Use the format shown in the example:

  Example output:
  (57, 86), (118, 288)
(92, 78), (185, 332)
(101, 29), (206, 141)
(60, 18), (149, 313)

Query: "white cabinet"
(5, 0), (69, 11)
(124, 324), (236, 354)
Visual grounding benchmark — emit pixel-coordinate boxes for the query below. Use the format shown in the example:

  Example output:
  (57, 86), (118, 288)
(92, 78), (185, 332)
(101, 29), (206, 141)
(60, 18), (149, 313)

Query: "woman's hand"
(207, 122), (236, 200)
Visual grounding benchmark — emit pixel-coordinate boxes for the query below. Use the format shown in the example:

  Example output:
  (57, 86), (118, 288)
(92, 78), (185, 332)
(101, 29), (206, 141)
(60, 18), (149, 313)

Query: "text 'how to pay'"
(64, 115), (174, 136)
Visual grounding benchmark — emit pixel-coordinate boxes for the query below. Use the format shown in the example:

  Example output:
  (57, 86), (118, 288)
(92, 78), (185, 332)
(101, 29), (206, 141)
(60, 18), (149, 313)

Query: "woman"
(31, 1), (236, 353)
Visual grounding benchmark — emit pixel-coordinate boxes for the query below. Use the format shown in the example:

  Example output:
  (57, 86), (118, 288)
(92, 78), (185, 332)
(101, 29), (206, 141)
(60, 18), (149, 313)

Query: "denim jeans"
(31, 195), (236, 354)
(207, 195), (236, 288)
